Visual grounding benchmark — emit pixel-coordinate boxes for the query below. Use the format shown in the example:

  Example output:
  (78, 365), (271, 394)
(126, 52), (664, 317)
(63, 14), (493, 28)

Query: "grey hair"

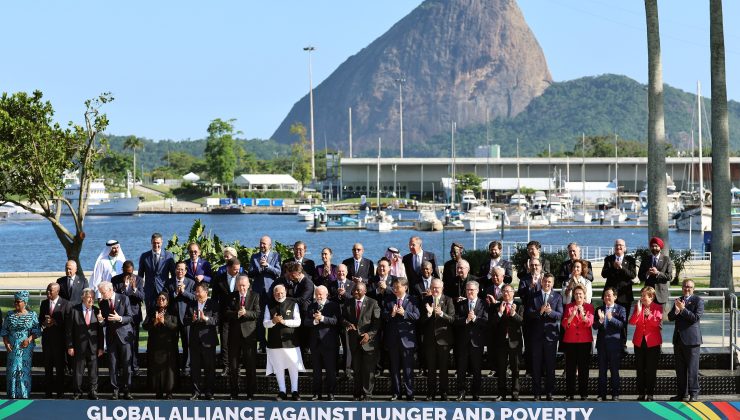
(97, 281), (113, 292)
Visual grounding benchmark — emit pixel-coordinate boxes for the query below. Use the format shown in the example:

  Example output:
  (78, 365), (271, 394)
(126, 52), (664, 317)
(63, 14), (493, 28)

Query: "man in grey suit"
(57, 260), (88, 306)
(638, 236), (674, 315)
(668, 279), (703, 402)
(342, 282), (381, 401)
(138, 232), (176, 313)
(170, 261), (196, 374)
(98, 281), (135, 400)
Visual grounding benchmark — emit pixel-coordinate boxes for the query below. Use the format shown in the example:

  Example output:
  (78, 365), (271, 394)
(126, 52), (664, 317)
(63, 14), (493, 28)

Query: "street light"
(304, 46), (316, 181)
(395, 77), (406, 158)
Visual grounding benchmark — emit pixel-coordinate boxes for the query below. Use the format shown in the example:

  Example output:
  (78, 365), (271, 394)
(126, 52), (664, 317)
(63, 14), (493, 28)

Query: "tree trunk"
(709, 0), (734, 293)
(645, 0), (669, 251)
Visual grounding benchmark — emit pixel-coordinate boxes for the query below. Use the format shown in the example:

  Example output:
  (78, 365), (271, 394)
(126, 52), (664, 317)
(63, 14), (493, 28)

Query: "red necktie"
(84, 309), (91, 326)
(240, 295), (245, 307)
(192, 261), (198, 274)
(50, 301), (55, 314)
(356, 300), (361, 319)
(110, 299), (114, 312)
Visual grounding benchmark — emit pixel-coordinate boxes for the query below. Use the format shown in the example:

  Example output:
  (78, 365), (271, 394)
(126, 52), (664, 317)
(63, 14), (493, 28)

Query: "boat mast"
(486, 110), (491, 203)
(516, 138), (521, 197)
(697, 81), (704, 203)
(451, 121), (456, 208)
(376, 138), (381, 215)
(615, 133), (619, 209)
(581, 133), (586, 214)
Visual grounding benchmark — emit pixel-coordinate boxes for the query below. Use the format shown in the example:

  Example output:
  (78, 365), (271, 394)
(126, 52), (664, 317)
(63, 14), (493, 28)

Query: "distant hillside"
(425, 74), (740, 157)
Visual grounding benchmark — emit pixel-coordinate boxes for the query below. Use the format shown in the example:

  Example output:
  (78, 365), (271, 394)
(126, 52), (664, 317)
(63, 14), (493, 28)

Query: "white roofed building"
(233, 174), (301, 191)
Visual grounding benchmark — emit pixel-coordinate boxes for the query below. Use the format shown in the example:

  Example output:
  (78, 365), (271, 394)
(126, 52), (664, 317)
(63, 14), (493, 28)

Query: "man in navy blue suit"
(382, 277), (420, 401)
(668, 279), (704, 402)
(185, 243), (213, 284)
(593, 286), (626, 401)
(303, 285), (341, 401)
(138, 233), (176, 313)
(454, 280), (488, 401)
(248, 235), (282, 351)
(170, 261), (196, 374)
(98, 281), (135, 400)
(402, 236), (440, 288)
(111, 261), (145, 376)
(342, 243), (374, 282)
(524, 273), (562, 401)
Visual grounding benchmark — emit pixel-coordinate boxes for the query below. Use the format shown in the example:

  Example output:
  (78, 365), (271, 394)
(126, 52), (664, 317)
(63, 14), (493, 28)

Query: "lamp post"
(304, 46), (316, 181)
(395, 77), (405, 158)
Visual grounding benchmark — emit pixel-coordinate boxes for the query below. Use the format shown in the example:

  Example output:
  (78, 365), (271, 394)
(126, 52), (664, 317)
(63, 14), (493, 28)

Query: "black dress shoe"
(546, 394), (553, 401)
(204, 394), (214, 400)
(165, 394), (173, 400)
(230, 394), (239, 400)
(670, 395), (688, 402)
(327, 394), (335, 401)
(565, 395), (574, 401)
(292, 391), (300, 401)
(456, 393), (465, 402)
(390, 394), (399, 401)
(637, 395), (645, 401)
(492, 396), (502, 402)
(111, 390), (119, 400)
(533, 395), (541, 401)
(580, 396), (587, 401)
(472, 395), (481, 401)
(276, 392), (286, 401)
(72, 394), (80, 400)
(440, 393), (448, 401)
(190, 393), (200, 401)
(45, 392), (53, 399)
(123, 392), (134, 400)
(424, 395), (433, 402)
(89, 392), (99, 400)
(406, 395), (415, 401)
(56, 393), (64, 399)
(511, 394), (520, 402)
(311, 395), (321, 401)
(646, 395), (654, 401)
(596, 396), (604, 402)
(689, 396), (699, 402)
(362, 395), (371, 401)
(612, 396), (619, 402)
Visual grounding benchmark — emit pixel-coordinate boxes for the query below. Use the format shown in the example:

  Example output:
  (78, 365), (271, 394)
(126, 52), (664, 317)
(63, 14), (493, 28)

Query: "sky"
(1, 0), (738, 142)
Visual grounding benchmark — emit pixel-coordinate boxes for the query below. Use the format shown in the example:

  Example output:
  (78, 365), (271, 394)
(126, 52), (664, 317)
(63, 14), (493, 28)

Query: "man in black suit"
(477, 240), (513, 287)
(170, 261), (196, 374)
(420, 278), (455, 401)
(368, 258), (396, 302)
(342, 281), (381, 401)
(441, 243), (464, 290)
(445, 258), (474, 301)
(402, 236), (440, 288)
(57, 260), (88, 306)
(601, 238), (637, 349)
(517, 257), (544, 303)
(454, 280), (488, 401)
(185, 242), (213, 284)
(411, 261), (437, 299)
(484, 266), (507, 377)
(668, 279), (704, 402)
(284, 240), (317, 280)
(98, 281), (135, 400)
(138, 232), (176, 313)
(524, 273), (563, 400)
(382, 277), (420, 401)
(638, 237), (675, 315)
(490, 284), (524, 401)
(186, 281), (219, 400)
(558, 242), (594, 288)
(593, 286), (626, 401)
(212, 257), (242, 376)
(66, 288), (104, 400)
(516, 241), (551, 278)
(285, 261), (315, 316)
(303, 285), (341, 401)
(329, 264), (354, 377)
(224, 274), (260, 400)
(40, 282), (69, 399)
(111, 260), (145, 376)
(342, 242), (374, 282)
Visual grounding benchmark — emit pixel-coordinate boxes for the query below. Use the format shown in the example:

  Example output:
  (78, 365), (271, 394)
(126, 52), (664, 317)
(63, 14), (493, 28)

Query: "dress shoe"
(165, 394), (173, 400)
(327, 394), (335, 401)
(580, 396), (587, 401)
(311, 395), (321, 401)
(353, 396), (361, 401)
(345, 371), (354, 381)
(204, 394), (214, 400)
(424, 395), (433, 402)
(533, 395), (541, 401)
(670, 395), (688, 402)
(276, 392), (286, 401)
(492, 396), (502, 402)
(123, 392), (134, 400)
(362, 395), (371, 401)
(472, 395), (481, 401)
(689, 396), (699, 402)
(511, 394), (520, 402)
(72, 394), (81, 400)
(440, 393), (449, 401)
(596, 396), (604, 402)
(89, 392), (99, 400)
(111, 390), (119, 400)
(637, 395), (645, 401)
(390, 394), (400, 401)
(406, 394), (415, 401)
(45, 392), (53, 399)
(190, 393), (200, 401)
(546, 394), (553, 401)
(229, 394), (239, 400)
(56, 393), (64, 399)
(612, 396), (619, 402)
(565, 395), (574, 401)
(456, 393), (466, 402)
(487, 371), (496, 378)
(292, 391), (300, 401)
(646, 395), (654, 401)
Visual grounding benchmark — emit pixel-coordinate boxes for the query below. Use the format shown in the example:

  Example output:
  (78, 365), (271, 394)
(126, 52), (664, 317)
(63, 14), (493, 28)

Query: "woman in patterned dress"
(1, 290), (41, 399)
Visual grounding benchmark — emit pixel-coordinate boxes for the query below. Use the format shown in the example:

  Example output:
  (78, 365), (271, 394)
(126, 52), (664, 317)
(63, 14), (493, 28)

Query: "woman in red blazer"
(561, 285), (594, 400)
(629, 286), (663, 401)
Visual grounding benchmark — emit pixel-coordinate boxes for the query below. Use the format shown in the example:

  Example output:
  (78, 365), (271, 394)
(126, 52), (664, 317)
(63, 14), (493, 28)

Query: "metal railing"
(497, 241), (709, 262)
(731, 294), (739, 370)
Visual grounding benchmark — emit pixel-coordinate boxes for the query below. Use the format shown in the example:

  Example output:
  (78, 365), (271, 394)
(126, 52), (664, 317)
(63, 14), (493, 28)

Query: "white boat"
(460, 190), (479, 212)
(509, 193), (529, 208)
(531, 191), (548, 210)
(606, 208), (628, 223)
(298, 205), (326, 222)
(62, 179), (139, 216)
(296, 205), (313, 221)
(415, 209), (443, 231)
(525, 209), (550, 226)
(0, 202), (44, 221)
(574, 210), (593, 223)
(675, 206), (711, 231)
(462, 205), (499, 231)
(365, 210), (395, 232)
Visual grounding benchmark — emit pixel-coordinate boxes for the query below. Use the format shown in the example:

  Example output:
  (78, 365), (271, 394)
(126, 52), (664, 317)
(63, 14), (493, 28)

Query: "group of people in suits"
(7, 233), (705, 403)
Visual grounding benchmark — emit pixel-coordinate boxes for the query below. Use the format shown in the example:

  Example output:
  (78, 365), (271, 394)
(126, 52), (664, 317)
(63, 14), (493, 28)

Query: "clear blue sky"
(1, 0), (737, 141)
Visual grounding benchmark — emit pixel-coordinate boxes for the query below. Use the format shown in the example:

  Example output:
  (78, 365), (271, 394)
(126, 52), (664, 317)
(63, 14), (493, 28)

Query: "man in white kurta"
(90, 240), (126, 298)
(263, 284), (305, 400)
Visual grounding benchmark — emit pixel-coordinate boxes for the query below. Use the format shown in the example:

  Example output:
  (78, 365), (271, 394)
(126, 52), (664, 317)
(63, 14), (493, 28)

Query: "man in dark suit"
(303, 285), (341, 401)
(601, 238), (637, 349)
(410, 261), (437, 299)
(185, 242), (213, 284)
(138, 232), (176, 313)
(111, 260), (145, 376)
(516, 241), (551, 278)
(441, 243), (464, 290)
(558, 242), (594, 288)
(490, 284), (524, 401)
(445, 258), (474, 301)
(212, 257), (242, 376)
(248, 235), (282, 351)
(98, 281), (135, 400)
(477, 240), (513, 287)
(382, 277), (420, 401)
(66, 288), (104, 400)
(170, 261), (196, 374)
(402, 236), (440, 288)
(284, 260), (315, 353)
(593, 286), (626, 401)
(342, 281), (381, 401)
(342, 242), (374, 281)
(517, 257), (543, 303)
(668, 279), (704, 402)
(367, 258), (396, 302)
(484, 266), (507, 377)
(638, 237), (675, 314)
(57, 260), (88, 306)
(284, 240), (317, 279)
(224, 274), (260, 400)
(420, 278), (455, 401)
(40, 282), (69, 399)
(454, 280), (488, 401)
(525, 273), (562, 400)
(328, 264), (354, 377)
(186, 282), (219, 400)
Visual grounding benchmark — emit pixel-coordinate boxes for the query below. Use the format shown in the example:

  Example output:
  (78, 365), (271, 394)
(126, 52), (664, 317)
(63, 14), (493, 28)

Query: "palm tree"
(644, 0), (669, 250)
(709, 0), (733, 292)
(123, 135), (144, 189)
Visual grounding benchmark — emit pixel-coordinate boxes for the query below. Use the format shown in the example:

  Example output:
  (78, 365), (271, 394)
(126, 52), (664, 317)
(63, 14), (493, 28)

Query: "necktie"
(434, 296), (439, 308)
(356, 300), (362, 319)
(416, 255), (421, 272)
(397, 298), (402, 308)
(652, 256), (658, 267)
(544, 292), (549, 304)
(109, 299), (114, 313)
(192, 260), (197, 274)
(495, 286), (500, 299)
(50, 300), (55, 314)
(229, 276), (235, 292)
(84, 308), (91, 326)
(240, 295), (245, 307)
(155, 253), (160, 265)
(424, 279), (429, 291)
(355, 260), (360, 273)
(469, 300), (474, 311)
(68, 276), (74, 290)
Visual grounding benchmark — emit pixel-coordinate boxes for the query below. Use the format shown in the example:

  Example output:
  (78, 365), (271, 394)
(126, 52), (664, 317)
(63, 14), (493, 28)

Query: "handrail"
(731, 294), (738, 370)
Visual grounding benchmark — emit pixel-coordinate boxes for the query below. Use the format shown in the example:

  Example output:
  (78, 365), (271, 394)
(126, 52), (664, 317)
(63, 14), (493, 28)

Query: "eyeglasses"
(682, 285), (695, 289)
(352, 248), (362, 251)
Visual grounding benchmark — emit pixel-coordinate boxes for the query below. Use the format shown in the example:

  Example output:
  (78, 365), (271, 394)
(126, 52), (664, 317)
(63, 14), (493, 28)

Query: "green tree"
(0, 91), (113, 268)
(123, 135), (143, 184)
(289, 122), (311, 187)
(97, 151), (132, 185)
(204, 118), (238, 190)
(456, 172), (483, 194)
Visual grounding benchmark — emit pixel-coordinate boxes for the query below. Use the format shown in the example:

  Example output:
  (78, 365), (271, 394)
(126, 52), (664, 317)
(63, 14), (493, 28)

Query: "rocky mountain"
(270, 0), (552, 157)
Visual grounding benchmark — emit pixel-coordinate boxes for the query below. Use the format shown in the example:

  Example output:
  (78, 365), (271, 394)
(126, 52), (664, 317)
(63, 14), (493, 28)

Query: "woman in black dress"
(143, 292), (179, 399)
